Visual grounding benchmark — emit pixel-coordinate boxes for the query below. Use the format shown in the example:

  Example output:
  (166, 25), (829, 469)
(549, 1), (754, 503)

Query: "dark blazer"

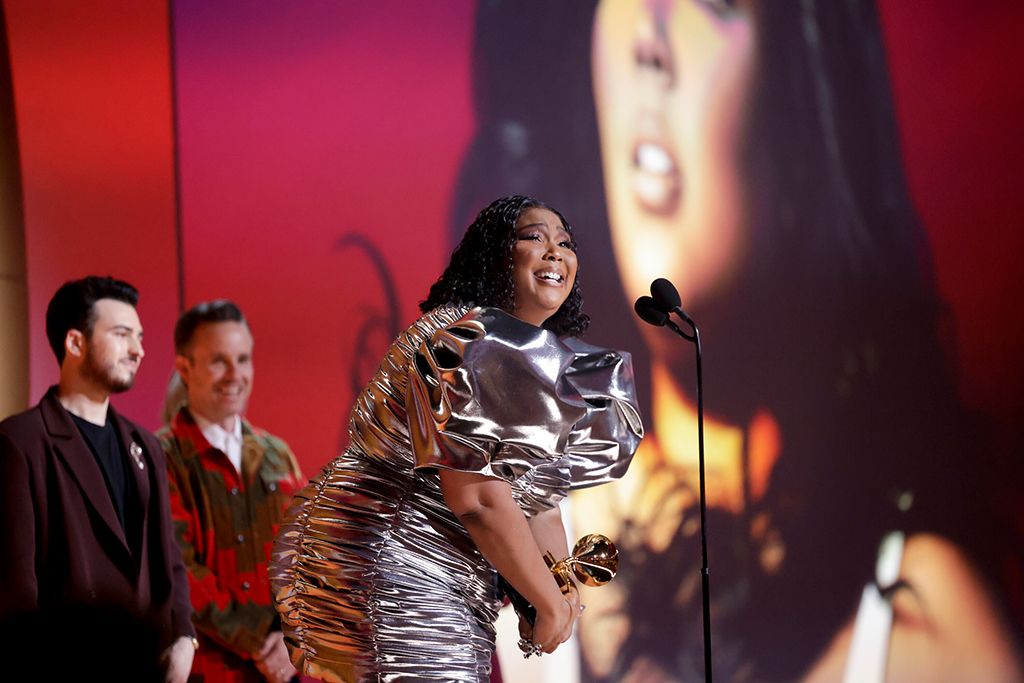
(0, 386), (194, 649)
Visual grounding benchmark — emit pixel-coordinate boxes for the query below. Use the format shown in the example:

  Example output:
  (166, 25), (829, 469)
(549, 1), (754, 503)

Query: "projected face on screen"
(591, 0), (772, 522)
(592, 0), (754, 315)
(451, 0), (1023, 679)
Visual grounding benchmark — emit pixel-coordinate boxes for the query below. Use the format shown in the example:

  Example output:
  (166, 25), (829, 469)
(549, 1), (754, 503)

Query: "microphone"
(634, 293), (693, 341)
(650, 277), (694, 325)
(634, 295), (669, 327)
(632, 276), (713, 683)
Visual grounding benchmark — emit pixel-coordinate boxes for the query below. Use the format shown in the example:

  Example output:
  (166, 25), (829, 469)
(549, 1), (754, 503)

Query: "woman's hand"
(519, 584), (583, 654)
(531, 596), (577, 654)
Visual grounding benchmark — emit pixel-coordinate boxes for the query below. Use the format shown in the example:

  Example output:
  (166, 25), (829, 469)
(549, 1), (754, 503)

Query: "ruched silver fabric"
(270, 305), (643, 682)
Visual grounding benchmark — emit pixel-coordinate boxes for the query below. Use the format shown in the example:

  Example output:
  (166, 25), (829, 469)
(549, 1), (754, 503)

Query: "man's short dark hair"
(174, 300), (247, 355)
(45, 276), (140, 365)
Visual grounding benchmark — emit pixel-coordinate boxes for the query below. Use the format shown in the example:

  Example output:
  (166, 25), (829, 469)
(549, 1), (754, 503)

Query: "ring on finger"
(518, 638), (544, 659)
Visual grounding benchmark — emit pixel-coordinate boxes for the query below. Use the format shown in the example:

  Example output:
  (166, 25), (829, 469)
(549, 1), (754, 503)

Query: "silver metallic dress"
(270, 306), (642, 682)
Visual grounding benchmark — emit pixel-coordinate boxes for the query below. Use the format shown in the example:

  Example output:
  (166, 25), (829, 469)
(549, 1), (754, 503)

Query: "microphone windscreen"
(650, 278), (681, 312)
(634, 296), (668, 327)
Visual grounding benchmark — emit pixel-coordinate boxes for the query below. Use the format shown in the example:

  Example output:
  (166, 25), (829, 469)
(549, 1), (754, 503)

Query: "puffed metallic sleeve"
(563, 337), (644, 488)
(406, 307), (588, 483)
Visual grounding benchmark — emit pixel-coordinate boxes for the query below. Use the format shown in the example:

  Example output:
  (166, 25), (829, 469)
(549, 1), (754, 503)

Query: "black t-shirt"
(69, 412), (138, 539)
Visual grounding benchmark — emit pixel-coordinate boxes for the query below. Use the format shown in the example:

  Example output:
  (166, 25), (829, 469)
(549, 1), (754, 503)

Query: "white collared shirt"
(193, 412), (244, 474)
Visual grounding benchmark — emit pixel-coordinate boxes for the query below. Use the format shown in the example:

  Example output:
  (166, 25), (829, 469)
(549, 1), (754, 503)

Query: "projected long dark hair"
(450, 1), (1009, 680)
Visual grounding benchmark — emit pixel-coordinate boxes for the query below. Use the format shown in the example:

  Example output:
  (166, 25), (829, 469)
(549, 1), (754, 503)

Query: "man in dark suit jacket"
(0, 276), (196, 682)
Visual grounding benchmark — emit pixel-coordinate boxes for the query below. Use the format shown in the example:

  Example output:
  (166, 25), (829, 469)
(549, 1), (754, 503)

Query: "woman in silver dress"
(270, 195), (643, 682)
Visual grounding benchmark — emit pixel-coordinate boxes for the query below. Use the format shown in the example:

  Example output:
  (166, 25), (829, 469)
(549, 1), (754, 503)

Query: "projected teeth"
(635, 142), (675, 175)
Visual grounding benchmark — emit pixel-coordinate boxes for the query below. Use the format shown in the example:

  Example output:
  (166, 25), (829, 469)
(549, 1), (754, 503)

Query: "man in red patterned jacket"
(159, 300), (303, 683)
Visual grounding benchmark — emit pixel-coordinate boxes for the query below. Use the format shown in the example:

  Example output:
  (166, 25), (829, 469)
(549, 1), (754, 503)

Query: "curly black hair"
(419, 194), (589, 337)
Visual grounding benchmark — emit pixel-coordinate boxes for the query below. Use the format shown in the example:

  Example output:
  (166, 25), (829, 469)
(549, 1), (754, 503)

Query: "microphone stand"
(663, 314), (712, 683)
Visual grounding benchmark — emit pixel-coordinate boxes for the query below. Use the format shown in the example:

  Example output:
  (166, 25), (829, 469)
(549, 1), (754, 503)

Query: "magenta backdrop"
(172, 1), (475, 469)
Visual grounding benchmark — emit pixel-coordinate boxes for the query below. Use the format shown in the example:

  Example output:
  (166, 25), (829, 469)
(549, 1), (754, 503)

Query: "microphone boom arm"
(665, 314), (696, 342)
(635, 280), (713, 683)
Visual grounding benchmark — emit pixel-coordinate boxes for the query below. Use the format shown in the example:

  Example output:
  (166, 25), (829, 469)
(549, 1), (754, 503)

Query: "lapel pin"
(129, 441), (145, 470)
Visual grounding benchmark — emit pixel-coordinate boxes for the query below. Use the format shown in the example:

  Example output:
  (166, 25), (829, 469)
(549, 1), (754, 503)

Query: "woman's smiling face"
(592, 0), (755, 315)
(510, 206), (578, 327)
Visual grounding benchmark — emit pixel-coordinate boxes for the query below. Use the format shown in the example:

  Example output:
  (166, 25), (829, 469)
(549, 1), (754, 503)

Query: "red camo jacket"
(159, 407), (302, 683)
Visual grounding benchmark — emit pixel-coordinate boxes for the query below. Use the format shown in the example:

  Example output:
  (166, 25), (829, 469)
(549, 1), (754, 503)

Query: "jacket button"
(241, 581), (251, 591)
(268, 483), (277, 492)
(231, 487), (239, 496)
(237, 533), (245, 543)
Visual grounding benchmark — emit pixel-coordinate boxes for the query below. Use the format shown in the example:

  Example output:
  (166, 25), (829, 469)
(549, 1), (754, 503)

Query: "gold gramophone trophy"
(501, 533), (618, 627)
